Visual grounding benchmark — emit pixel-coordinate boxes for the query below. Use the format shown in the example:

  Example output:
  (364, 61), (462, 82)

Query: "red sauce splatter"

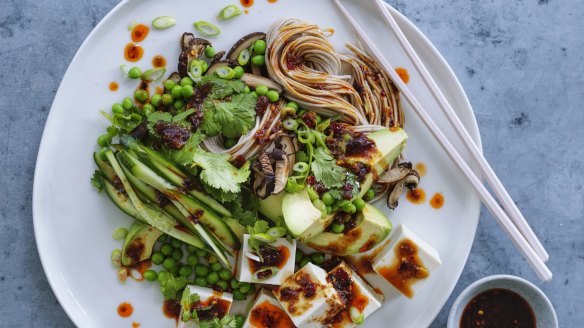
(415, 162), (426, 177)
(395, 67), (409, 84)
(124, 43), (144, 62)
(430, 193), (444, 209)
(406, 188), (426, 204)
(249, 246), (290, 278)
(152, 55), (166, 68)
(240, 0), (254, 7)
(250, 300), (295, 328)
(134, 261), (152, 281)
(244, 9), (249, 14)
(109, 82), (119, 91)
(132, 322), (140, 328)
(117, 302), (133, 318)
(131, 24), (149, 42)
(267, 0), (278, 3)
(377, 240), (429, 298)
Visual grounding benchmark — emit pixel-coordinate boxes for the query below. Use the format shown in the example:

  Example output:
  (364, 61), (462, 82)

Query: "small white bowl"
(447, 275), (558, 328)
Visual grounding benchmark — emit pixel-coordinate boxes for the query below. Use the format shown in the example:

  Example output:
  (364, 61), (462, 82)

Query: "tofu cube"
(178, 285), (233, 328)
(236, 234), (296, 285)
(243, 289), (295, 328)
(326, 262), (383, 327)
(273, 263), (345, 327)
(372, 225), (442, 298)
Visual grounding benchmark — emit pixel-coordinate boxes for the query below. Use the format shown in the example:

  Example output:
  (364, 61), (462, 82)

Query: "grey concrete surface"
(0, 0), (582, 327)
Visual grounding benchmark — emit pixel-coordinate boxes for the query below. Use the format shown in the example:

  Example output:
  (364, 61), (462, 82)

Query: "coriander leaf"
(106, 125), (119, 138)
(311, 147), (346, 188)
(172, 108), (196, 124)
(101, 110), (143, 133)
(169, 131), (203, 166)
(202, 182), (239, 203)
(201, 93), (257, 138)
(229, 194), (259, 226)
(180, 290), (200, 322)
(146, 111), (173, 135)
(198, 75), (246, 100)
(91, 170), (103, 192)
(200, 315), (237, 328)
(247, 220), (269, 235)
(192, 149), (251, 193)
(157, 273), (187, 300)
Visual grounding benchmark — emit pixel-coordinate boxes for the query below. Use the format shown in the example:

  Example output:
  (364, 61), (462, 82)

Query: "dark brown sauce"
(377, 239), (429, 298)
(152, 55), (166, 68)
(430, 193), (445, 209)
(250, 300), (295, 328)
(162, 299), (181, 322)
(131, 24), (149, 42)
(249, 246), (290, 279)
(191, 294), (231, 322)
(326, 267), (370, 327)
(395, 67), (409, 84)
(117, 302), (133, 317)
(124, 43), (144, 62)
(406, 188), (426, 204)
(460, 289), (535, 328)
(240, 0), (254, 7)
(345, 239), (391, 275)
(415, 162), (426, 177)
(109, 82), (119, 91)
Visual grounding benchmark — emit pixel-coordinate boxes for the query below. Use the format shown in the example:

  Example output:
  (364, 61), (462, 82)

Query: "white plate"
(33, 0), (482, 327)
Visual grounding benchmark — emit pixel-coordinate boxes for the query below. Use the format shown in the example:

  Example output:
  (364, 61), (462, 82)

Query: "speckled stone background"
(0, 0), (582, 327)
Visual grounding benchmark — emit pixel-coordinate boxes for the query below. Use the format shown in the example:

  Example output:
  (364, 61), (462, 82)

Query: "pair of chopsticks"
(333, 0), (552, 281)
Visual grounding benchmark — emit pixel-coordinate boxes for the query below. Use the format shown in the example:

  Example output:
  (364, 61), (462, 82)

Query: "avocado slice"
(281, 189), (332, 240)
(346, 127), (408, 177)
(258, 192), (285, 223)
(305, 204), (391, 255)
(122, 221), (163, 266)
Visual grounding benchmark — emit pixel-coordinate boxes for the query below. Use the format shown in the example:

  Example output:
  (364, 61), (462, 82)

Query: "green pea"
(171, 85), (183, 99)
(230, 279), (239, 289)
(255, 85), (268, 96)
(205, 46), (216, 58)
(97, 134), (111, 147)
(157, 271), (169, 281)
(311, 253), (325, 265)
(364, 189), (375, 201)
(219, 269), (232, 281)
(171, 239), (182, 248)
(181, 84), (194, 98)
(206, 255), (218, 264)
(186, 245), (198, 254)
(173, 100), (184, 110)
(295, 251), (304, 263)
(247, 284), (256, 295)
(331, 222), (345, 234)
(326, 206), (332, 214)
(144, 270), (158, 281)
(299, 258), (310, 268)
(180, 76), (194, 86)
(128, 67), (142, 79)
(122, 97), (134, 110)
(224, 138), (237, 149)
(142, 103), (154, 115)
(210, 262), (222, 272)
(235, 314), (245, 328)
(111, 103), (124, 114)
(343, 203), (357, 214)
(336, 199), (350, 209)
(187, 254), (199, 266)
(233, 290), (246, 301)
(251, 55), (265, 66)
(161, 93), (174, 105)
(286, 101), (299, 110)
(195, 264), (209, 277)
(195, 276), (208, 287)
(151, 252), (164, 265)
(253, 39), (267, 55)
(353, 198), (366, 212)
(207, 272), (220, 285)
(163, 79), (176, 91)
(322, 192), (334, 206)
(250, 91), (258, 98)
(160, 244), (173, 256)
(162, 258), (176, 271)
(233, 66), (244, 79)
(243, 85), (251, 93)
(239, 282), (251, 294)
(172, 248), (183, 261)
(266, 90), (279, 102)
(196, 249), (207, 257)
(179, 265), (193, 277)
(157, 234), (168, 243)
(216, 280), (228, 291)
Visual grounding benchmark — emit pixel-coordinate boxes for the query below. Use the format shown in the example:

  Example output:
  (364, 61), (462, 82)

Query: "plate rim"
(32, 1), (482, 327)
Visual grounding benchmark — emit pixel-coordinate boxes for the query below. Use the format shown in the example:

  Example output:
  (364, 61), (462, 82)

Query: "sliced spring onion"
(285, 177), (305, 193)
(111, 249), (122, 267)
(141, 67), (166, 82)
(119, 64), (130, 75)
(293, 162), (309, 173)
(117, 267), (128, 282)
(267, 226), (287, 239)
(215, 66), (236, 79)
(152, 16), (176, 29)
(252, 233), (277, 243)
(253, 267), (279, 281)
(238, 48), (250, 66)
(128, 19), (138, 31)
(283, 118), (299, 131)
(189, 60), (203, 78)
(316, 118), (331, 132)
(218, 4), (243, 20)
(298, 130), (315, 144)
(245, 251), (261, 262)
(350, 307), (365, 325)
(112, 227), (128, 240)
(193, 21), (221, 37)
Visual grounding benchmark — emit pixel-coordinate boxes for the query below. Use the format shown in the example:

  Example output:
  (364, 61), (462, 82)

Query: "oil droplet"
(406, 188), (426, 204)
(415, 162), (426, 177)
(395, 67), (409, 84)
(430, 193), (444, 209)
(109, 82), (119, 91)
(124, 43), (144, 62)
(241, 0), (254, 8)
(132, 322), (141, 328)
(117, 302), (133, 318)
(131, 24), (149, 42)
(152, 55), (166, 68)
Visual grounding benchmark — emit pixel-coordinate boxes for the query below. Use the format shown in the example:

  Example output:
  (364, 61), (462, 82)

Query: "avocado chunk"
(306, 204), (391, 255)
(346, 127), (407, 177)
(258, 192), (285, 223)
(281, 189), (331, 240)
(122, 221), (163, 266)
